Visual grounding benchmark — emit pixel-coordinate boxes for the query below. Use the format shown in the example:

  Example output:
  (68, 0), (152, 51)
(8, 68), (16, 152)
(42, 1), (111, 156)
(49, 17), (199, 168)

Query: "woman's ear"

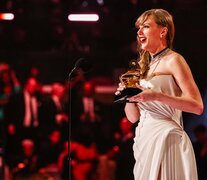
(160, 27), (168, 38)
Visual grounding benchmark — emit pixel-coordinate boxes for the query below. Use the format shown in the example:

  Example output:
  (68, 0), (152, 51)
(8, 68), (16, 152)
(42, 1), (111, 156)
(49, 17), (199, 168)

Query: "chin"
(142, 46), (152, 52)
(140, 45), (147, 51)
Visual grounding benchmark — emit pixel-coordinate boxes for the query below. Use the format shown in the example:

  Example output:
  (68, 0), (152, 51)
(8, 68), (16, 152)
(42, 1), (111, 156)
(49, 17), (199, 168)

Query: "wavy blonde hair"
(135, 9), (175, 78)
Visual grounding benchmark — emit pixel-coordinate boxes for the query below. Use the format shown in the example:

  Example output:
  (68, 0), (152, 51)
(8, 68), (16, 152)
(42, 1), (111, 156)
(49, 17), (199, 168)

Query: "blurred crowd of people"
(0, 61), (137, 180)
(0, 62), (70, 179)
(69, 70), (136, 180)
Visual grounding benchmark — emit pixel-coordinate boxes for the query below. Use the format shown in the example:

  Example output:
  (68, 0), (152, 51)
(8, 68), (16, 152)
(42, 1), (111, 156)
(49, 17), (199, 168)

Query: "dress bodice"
(138, 74), (182, 124)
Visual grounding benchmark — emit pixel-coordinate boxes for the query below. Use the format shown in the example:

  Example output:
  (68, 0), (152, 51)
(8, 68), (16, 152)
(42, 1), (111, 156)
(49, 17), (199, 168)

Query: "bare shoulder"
(166, 50), (185, 63)
(162, 49), (195, 85)
(154, 49), (190, 76)
(164, 50), (188, 71)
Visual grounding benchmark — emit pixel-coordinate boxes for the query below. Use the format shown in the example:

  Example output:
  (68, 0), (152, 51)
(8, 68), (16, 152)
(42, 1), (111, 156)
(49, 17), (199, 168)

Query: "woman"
(115, 9), (203, 180)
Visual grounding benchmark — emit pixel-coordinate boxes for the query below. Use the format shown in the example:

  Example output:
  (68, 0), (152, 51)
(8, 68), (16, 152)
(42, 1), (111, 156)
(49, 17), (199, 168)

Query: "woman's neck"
(152, 47), (168, 58)
(149, 46), (168, 59)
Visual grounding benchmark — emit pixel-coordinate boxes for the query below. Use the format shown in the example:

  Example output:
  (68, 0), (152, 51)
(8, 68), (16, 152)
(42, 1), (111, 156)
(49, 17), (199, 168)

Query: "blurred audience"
(193, 124), (207, 180)
(4, 77), (42, 142)
(0, 62), (21, 121)
(97, 116), (135, 180)
(12, 139), (39, 179)
(39, 128), (63, 169)
(39, 82), (68, 140)
(70, 137), (98, 180)
(115, 117), (135, 180)
(71, 80), (104, 150)
(58, 141), (69, 180)
(71, 80), (102, 123)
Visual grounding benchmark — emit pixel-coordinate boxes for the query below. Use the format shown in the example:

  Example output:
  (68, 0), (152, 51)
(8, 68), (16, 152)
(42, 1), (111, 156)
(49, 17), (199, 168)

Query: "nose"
(137, 27), (142, 35)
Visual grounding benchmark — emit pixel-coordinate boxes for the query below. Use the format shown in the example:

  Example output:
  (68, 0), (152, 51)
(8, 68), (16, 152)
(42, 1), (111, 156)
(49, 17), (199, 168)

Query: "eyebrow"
(139, 22), (151, 27)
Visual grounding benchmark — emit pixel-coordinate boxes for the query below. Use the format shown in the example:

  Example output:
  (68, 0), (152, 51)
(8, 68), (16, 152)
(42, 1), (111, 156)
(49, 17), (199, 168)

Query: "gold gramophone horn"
(119, 59), (141, 88)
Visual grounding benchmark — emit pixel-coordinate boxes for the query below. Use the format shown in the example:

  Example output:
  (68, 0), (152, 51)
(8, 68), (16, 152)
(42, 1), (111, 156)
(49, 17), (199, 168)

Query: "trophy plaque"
(114, 60), (142, 103)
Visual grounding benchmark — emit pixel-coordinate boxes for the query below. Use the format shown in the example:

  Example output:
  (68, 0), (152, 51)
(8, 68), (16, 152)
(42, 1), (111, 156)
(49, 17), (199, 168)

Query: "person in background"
(115, 117), (135, 180)
(12, 139), (39, 178)
(72, 80), (102, 124)
(72, 80), (104, 152)
(115, 9), (203, 179)
(4, 77), (42, 142)
(58, 141), (69, 180)
(193, 124), (207, 180)
(39, 82), (68, 140)
(38, 128), (63, 170)
(0, 62), (22, 175)
(0, 62), (21, 121)
(96, 116), (135, 180)
(70, 134), (99, 180)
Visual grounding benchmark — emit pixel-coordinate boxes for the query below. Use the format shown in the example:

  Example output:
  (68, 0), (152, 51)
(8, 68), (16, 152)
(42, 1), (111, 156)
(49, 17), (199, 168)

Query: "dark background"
(0, 0), (207, 139)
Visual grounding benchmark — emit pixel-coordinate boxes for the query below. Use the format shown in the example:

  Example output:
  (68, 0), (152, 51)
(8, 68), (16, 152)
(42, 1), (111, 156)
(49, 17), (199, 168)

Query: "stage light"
(68, 14), (99, 22)
(0, 13), (14, 20)
(97, 0), (104, 5)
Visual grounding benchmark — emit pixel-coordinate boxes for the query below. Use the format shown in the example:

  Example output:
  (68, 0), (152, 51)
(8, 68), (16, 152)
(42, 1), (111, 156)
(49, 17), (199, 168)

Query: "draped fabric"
(133, 75), (198, 180)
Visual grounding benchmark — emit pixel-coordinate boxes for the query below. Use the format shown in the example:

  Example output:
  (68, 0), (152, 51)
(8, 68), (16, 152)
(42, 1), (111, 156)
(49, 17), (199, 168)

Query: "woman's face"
(137, 15), (165, 54)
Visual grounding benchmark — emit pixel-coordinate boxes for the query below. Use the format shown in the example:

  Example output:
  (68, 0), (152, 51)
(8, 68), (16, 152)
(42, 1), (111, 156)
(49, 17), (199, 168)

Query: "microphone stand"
(67, 58), (92, 179)
(68, 67), (76, 180)
(67, 66), (85, 179)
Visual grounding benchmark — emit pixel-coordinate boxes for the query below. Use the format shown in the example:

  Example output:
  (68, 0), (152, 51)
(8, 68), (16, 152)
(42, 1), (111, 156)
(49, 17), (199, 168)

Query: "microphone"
(68, 58), (92, 80)
(74, 58), (92, 72)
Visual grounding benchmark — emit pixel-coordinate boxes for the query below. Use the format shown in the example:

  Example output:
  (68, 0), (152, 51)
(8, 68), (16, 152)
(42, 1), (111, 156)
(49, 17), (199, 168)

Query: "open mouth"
(139, 37), (146, 43)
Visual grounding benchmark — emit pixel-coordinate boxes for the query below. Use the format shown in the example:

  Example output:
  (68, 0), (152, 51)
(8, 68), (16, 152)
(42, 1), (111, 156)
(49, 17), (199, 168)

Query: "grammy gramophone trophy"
(114, 59), (142, 103)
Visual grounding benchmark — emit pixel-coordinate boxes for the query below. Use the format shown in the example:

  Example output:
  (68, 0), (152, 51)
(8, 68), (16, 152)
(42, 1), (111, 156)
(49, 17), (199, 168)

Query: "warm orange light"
(18, 163), (25, 169)
(68, 14), (99, 22)
(0, 13), (14, 20)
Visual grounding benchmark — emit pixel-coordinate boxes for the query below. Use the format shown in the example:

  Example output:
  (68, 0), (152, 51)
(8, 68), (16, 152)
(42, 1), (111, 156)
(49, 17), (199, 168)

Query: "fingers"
(135, 83), (144, 90)
(117, 83), (125, 91)
(115, 83), (126, 95)
(136, 83), (151, 91)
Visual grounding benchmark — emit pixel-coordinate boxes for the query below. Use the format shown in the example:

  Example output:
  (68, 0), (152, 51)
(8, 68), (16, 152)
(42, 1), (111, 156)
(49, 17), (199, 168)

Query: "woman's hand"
(115, 82), (126, 95)
(127, 83), (157, 102)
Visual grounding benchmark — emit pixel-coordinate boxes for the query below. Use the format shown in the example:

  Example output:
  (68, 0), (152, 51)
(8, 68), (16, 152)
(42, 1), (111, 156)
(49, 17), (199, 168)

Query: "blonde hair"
(135, 9), (175, 78)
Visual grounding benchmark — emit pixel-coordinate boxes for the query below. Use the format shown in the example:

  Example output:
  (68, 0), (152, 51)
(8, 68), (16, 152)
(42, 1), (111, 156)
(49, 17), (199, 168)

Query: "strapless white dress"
(133, 74), (198, 180)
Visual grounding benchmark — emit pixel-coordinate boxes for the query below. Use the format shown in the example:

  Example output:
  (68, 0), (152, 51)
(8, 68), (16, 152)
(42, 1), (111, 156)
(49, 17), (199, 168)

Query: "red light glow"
(18, 163), (25, 169)
(0, 13), (14, 20)
(68, 14), (99, 22)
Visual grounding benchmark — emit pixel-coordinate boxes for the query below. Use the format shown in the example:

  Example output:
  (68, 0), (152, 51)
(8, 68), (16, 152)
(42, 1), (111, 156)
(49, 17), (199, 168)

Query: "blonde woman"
(115, 9), (203, 180)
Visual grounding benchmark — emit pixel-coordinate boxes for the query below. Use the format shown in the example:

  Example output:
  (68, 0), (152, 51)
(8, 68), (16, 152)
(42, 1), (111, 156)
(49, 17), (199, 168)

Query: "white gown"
(133, 74), (198, 180)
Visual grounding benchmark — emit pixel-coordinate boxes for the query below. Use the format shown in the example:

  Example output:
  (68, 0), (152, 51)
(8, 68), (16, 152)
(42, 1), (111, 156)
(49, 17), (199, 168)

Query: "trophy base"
(114, 88), (141, 103)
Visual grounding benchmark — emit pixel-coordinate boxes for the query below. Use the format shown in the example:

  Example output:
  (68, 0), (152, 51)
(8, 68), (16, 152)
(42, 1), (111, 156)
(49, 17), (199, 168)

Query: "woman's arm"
(124, 103), (140, 123)
(161, 53), (203, 115)
(128, 53), (203, 115)
(115, 83), (140, 123)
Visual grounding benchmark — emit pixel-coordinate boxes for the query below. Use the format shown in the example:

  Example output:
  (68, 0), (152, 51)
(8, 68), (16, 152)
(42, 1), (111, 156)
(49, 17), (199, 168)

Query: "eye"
(143, 25), (149, 28)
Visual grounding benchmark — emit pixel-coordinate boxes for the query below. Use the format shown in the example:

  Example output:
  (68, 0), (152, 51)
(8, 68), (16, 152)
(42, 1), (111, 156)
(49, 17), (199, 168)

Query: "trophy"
(114, 59), (142, 103)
